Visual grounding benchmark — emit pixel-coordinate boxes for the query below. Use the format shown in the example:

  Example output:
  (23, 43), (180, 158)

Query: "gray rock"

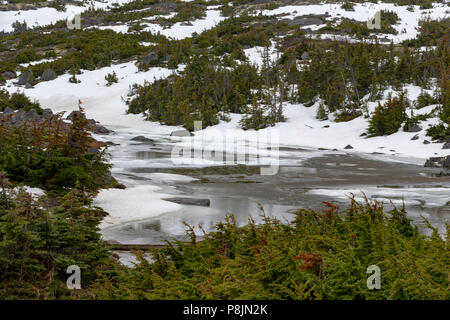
(24, 109), (40, 121)
(93, 124), (114, 135)
(424, 155), (450, 169)
(2, 107), (13, 115)
(87, 147), (100, 154)
(442, 142), (450, 149)
(344, 144), (354, 149)
(423, 140), (430, 144)
(17, 70), (33, 85)
(443, 156), (450, 169)
(411, 134), (419, 141)
(24, 82), (34, 89)
(288, 16), (323, 27)
(301, 51), (309, 60)
(11, 109), (26, 124)
(140, 51), (158, 65)
(405, 124), (422, 132)
(42, 108), (53, 118)
(1, 71), (15, 80)
(150, 2), (177, 10)
(164, 197), (210, 207)
(131, 135), (154, 142)
(170, 129), (193, 137)
(41, 69), (57, 81)
(424, 157), (443, 168)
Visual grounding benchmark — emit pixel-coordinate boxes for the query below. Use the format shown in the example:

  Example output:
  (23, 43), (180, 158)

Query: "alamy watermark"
(66, 265), (81, 290)
(366, 265), (381, 290)
(67, 9), (81, 30)
(367, 9), (382, 30)
(170, 121), (279, 175)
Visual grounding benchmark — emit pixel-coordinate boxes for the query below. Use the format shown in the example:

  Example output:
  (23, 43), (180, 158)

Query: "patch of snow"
(96, 185), (181, 228)
(257, 2), (449, 43)
(142, 9), (225, 40)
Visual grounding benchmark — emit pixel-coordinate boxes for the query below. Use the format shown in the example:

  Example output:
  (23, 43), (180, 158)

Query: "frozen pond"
(98, 130), (450, 245)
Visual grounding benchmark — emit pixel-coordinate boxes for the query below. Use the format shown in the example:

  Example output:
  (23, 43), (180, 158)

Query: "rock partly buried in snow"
(41, 69), (57, 81)
(442, 142), (450, 149)
(344, 144), (354, 150)
(405, 124), (422, 132)
(24, 82), (34, 89)
(163, 197), (210, 207)
(411, 134), (419, 141)
(423, 140), (430, 144)
(130, 135), (154, 143)
(93, 124), (114, 135)
(170, 129), (193, 137)
(17, 70), (33, 85)
(105, 141), (120, 146)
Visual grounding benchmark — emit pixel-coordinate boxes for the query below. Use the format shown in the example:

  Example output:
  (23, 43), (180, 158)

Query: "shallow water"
(98, 130), (450, 245)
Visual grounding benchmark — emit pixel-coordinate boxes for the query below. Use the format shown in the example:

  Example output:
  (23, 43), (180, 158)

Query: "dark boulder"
(344, 144), (354, 149)
(140, 51), (158, 65)
(24, 82), (34, 89)
(131, 135), (154, 143)
(288, 16), (323, 27)
(423, 140), (430, 144)
(42, 108), (53, 118)
(442, 142), (450, 149)
(411, 134), (419, 141)
(2, 107), (13, 115)
(17, 70), (33, 85)
(93, 124), (114, 135)
(24, 109), (40, 121)
(424, 156), (450, 169)
(41, 69), (57, 81)
(405, 124), (422, 132)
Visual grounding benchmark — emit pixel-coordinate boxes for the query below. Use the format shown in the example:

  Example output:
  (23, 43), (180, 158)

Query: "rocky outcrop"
(424, 155), (450, 175)
(66, 110), (114, 135)
(344, 144), (354, 149)
(1, 108), (42, 125)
